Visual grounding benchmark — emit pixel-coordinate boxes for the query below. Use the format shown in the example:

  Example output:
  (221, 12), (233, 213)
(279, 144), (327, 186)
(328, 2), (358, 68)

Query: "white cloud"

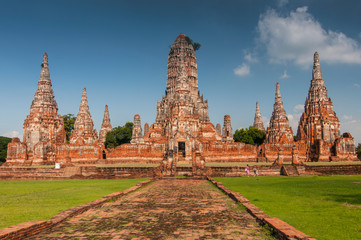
(343, 115), (352, 120)
(287, 113), (301, 133)
(244, 53), (258, 63)
(2, 131), (21, 138)
(354, 83), (360, 88)
(293, 104), (304, 112)
(262, 116), (269, 128)
(234, 64), (250, 76)
(258, 6), (361, 68)
(280, 70), (290, 79)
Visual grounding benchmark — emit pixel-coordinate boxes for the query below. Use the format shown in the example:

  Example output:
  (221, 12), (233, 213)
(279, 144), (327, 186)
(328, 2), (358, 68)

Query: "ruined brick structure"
(6, 53), (66, 165)
(253, 101), (265, 131)
(107, 33), (257, 164)
(6, 39), (358, 166)
(70, 88), (99, 145)
(99, 105), (112, 145)
(296, 52), (357, 161)
(262, 82), (295, 162)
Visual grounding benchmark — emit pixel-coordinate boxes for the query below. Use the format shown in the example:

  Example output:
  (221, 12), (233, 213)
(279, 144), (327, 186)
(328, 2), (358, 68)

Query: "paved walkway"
(27, 179), (275, 239)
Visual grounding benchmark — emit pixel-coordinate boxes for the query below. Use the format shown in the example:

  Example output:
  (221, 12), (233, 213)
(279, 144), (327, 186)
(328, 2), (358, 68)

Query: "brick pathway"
(27, 179), (275, 239)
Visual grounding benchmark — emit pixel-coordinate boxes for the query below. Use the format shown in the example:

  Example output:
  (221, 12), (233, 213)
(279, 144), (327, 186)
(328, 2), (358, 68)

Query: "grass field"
(215, 175), (361, 240)
(0, 178), (148, 229)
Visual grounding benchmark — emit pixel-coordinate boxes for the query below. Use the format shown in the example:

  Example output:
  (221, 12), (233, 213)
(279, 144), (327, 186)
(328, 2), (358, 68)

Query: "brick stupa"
(297, 52), (356, 161)
(99, 105), (112, 144)
(253, 101), (265, 131)
(6, 53), (66, 165)
(70, 88), (98, 145)
(265, 83), (294, 144)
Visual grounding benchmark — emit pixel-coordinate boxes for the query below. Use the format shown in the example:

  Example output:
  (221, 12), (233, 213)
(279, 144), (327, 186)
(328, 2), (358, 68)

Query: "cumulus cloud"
(287, 104), (304, 133)
(262, 116), (269, 128)
(244, 53), (258, 63)
(234, 64), (250, 77)
(354, 83), (360, 88)
(2, 131), (21, 138)
(258, 6), (361, 68)
(280, 70), (290, 79)
(293, 104), (304, 112)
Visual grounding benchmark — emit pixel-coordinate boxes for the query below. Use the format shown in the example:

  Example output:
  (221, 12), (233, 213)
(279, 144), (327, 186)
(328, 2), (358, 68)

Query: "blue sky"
(1, 0), (360, 144)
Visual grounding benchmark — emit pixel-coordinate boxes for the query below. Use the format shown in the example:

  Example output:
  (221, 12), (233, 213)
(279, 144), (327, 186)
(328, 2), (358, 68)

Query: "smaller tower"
(144, 123), (149, 136)
(265, 83), (294, 144)
(222, 115), (234, 143)
(131, 114), (144, 144)
(99, 105), (112, 144)
(253, 101), (265, 131)
(70, 88), (98, 144)
(216, 123), (222, 135)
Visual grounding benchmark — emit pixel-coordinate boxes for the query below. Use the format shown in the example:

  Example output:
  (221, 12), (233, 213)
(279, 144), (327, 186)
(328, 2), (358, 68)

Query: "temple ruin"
(5, 35), (358, 166)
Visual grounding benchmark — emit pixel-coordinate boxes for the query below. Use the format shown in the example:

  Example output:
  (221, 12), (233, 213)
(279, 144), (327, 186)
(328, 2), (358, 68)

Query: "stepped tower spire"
(253, 101), (265, 131)
(222, 115), (234, 143)
(99, 105), (112, 144)
(23, 53), (66, 150)
(265, 82), (294, 144)
(131, 114), (144, 144)
(70, 88), (98, 144)
(297, 51), (341, 146)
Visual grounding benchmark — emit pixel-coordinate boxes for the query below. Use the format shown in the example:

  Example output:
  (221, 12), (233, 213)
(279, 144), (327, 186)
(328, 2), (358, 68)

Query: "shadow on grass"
(327, 193), (361, 205)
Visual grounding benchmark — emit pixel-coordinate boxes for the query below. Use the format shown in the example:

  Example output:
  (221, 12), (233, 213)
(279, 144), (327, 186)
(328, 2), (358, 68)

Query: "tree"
(184, 36), (201, 51)
(233, 126), (266, 146)
(0, 136), (12, 163)
(62, 114), (76, 142)
(104, 122), (133, 149)
(356, 143), (361, 160)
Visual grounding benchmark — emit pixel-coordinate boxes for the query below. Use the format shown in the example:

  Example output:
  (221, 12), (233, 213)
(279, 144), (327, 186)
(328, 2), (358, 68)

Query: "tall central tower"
(146, 33), (219, 160)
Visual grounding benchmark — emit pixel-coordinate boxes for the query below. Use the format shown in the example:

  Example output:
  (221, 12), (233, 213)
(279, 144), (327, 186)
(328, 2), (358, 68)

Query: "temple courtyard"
(1, 175), (360, 240)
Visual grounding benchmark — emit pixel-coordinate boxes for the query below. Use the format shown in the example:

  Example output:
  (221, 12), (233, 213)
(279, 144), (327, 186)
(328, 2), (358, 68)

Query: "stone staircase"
(281, 165), (300, 176)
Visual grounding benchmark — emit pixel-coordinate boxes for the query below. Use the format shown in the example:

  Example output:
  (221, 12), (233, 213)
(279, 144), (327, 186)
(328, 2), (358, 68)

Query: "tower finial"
(276, 82), (281, 102)
(312, 51), (322, 80)
(43, 53), (48, 64)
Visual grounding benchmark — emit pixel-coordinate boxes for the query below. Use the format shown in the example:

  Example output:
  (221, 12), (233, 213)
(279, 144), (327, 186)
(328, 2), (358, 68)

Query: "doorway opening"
(178, 142), (185, 157)
(102, 150), (107, 160)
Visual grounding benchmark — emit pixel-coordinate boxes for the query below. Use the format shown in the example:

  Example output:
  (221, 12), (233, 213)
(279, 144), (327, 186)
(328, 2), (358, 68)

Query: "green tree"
(104, 122), (133, 149)
(356, 143), (361, 160)
(233, 126), (266, 146)
(184, 36), (201, 51)
(0, 136), (12, 163)
(62, 114), (76, 142)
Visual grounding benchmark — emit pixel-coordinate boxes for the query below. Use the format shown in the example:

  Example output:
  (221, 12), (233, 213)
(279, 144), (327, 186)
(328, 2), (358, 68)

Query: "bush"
(0, 136), (12, 163)
(104, 122), (133, 148)
(233, 126), (265, 146)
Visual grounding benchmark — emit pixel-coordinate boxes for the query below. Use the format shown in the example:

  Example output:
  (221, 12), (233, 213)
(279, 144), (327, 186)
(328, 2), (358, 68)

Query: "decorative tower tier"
(265, 82), (294, 144)
(70, 88), (98, 145)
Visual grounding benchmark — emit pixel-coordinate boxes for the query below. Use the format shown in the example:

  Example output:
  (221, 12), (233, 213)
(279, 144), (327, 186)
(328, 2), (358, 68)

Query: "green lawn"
(0, 178), (148, 229)
(215, 176), (361, 240)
